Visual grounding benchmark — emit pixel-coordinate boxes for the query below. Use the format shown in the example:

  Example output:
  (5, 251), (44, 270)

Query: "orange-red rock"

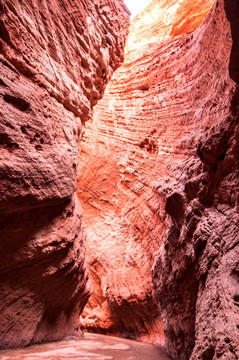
(125, 0), (215, 54)
(78, 0), (239, 357)
(0, 0), (129, 349)
(152, 1), (239, 358)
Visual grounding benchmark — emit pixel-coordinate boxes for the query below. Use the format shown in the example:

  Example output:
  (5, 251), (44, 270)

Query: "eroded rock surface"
(77, 0), (237, 351)
(125, 0), (215, 53)
(152, 1), (239, 358)
(0, 0), (129, 349)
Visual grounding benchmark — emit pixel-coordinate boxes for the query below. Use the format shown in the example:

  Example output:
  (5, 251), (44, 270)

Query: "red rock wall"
(152, 1), (239, 358)
(0, 0), (129, 349)
(77, 0), (239, 356)
(125, 0), (215, 54)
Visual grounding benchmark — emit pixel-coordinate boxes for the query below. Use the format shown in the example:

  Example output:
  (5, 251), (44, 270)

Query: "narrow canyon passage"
(0, 0), (238, 359)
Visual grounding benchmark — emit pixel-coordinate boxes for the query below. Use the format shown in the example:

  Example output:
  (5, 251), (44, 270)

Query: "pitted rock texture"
(152, 0), (239, 358)
(0, 0), (129, 349)
(77, 0), (228, 348)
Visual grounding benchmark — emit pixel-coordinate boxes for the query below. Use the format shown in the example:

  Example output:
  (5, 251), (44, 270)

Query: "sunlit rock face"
(77, 0), (237, 350)
(125, 0), (215, 53)
(0, 0), (129, 349)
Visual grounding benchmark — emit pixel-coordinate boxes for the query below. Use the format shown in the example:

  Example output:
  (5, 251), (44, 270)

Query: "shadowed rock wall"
(77, 0), (239, 356)
(152, 1), (239, 358)
(0, 0), (129, 349)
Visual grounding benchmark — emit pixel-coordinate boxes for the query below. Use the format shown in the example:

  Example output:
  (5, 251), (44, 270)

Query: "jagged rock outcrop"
(0, 0), (129, 349)
(77, 0), (238, 351)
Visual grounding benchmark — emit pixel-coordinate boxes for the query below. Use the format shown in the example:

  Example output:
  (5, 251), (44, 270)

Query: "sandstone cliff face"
(125, 0), (215, 53)
(152, 1), (239, 359)
(0, 0), (129, 349)
(77, 0), (235, 349)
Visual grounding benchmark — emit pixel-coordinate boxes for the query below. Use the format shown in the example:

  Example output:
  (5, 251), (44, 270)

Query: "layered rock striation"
(125, 0), (215, 53)
(78, 0), (239, 357)
(152, 1), (239, 359)
(0, 0), (129, 349)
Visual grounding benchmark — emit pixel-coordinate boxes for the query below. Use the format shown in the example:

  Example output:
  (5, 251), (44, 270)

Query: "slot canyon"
(0, 0), (238, 359)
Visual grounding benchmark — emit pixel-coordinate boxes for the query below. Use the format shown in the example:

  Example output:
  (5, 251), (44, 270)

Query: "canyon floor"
(1, 333), (170, 360)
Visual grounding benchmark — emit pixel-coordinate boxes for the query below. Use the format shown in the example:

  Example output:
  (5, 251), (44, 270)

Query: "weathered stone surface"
(78, 0), (235, 350)
(152, 0), (239, 358)
(125, 0), (215, 53)
(0, 0), (129, 349)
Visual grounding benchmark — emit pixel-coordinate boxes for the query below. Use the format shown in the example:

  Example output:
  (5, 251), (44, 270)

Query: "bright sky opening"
(124, 0), (153, 19)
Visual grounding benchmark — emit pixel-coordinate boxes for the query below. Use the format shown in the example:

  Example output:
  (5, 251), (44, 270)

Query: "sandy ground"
(1, 333), (170, 359)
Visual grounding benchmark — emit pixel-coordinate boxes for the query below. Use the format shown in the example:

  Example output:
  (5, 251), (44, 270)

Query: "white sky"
(124, 0), (153, 18)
